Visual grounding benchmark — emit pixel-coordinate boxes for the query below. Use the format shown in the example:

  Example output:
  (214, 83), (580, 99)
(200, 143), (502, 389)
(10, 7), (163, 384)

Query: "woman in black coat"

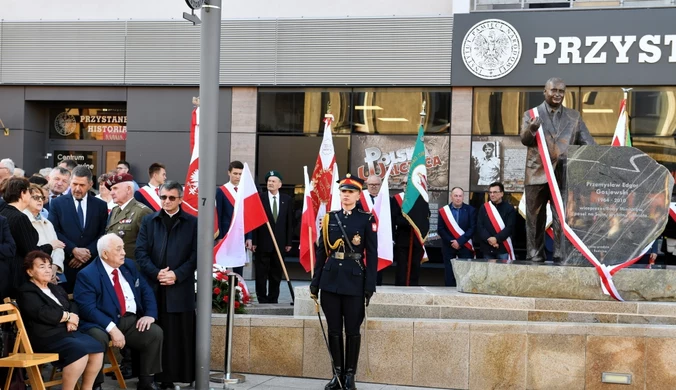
(17, 251), (103, 390)
(0, 177), (64, 296)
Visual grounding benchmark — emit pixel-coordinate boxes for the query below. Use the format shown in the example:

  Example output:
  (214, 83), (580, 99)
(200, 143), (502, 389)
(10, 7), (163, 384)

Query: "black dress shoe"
(93, 385), (103, 390)
(136, 381), (160, 390)
(160, 382), (175, 389)
(120, 364), (134, 379)
(258, 297), (269, 303)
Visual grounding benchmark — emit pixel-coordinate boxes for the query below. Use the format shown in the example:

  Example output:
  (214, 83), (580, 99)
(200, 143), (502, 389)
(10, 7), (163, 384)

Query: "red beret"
(105, 173), (134, 190)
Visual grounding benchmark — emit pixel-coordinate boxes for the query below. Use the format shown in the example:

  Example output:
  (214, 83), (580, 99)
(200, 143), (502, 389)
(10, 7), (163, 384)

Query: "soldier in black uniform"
(310, 174), (378, 390)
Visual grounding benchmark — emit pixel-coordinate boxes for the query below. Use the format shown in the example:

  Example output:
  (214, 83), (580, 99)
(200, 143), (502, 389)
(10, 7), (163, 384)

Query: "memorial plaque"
(563, 146), (674, 266)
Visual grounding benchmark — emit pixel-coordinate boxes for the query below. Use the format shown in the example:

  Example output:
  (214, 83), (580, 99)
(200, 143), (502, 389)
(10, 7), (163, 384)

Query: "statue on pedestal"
(520, 77), (596, 263)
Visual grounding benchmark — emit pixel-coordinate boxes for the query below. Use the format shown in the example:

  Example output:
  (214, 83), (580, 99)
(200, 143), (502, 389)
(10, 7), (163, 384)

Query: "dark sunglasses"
(160, 195), (181, 201)
(31, 195), (46, 201)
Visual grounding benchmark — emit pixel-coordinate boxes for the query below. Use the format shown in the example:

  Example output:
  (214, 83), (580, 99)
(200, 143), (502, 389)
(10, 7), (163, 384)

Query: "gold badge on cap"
(352, 233), (361, 246)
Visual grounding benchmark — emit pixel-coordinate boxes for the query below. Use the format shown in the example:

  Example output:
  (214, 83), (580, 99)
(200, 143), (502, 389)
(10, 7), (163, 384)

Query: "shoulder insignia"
(357, 209), (372, 216)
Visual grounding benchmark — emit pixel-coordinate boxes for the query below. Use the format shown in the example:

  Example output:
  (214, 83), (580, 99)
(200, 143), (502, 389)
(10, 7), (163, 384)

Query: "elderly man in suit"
(74, 233), (163, 390)
(48, 165), (108, 293)
(520, 77), (596, 263)
(105, 173), (152, 263)
(438, 187), (476, 286)
(252, 170), (293, 304)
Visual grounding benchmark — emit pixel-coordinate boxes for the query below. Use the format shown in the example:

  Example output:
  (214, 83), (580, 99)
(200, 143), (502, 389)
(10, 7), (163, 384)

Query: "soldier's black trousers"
(320, 290), (365, 337)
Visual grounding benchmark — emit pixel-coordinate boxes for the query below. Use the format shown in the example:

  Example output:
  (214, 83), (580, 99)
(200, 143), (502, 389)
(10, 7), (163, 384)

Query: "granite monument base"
(213, 287), (676, 389)
(453, 258), (676, 301)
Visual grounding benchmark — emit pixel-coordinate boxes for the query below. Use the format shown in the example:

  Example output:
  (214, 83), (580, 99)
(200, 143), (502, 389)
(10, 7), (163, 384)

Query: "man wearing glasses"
(475, 182), (515, 260)
(116, 160), (140, 192)
(136, 180), (198, 389)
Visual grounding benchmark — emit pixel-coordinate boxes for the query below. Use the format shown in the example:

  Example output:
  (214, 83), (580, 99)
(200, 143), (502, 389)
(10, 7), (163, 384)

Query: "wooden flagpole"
(265, 221), (295, 303)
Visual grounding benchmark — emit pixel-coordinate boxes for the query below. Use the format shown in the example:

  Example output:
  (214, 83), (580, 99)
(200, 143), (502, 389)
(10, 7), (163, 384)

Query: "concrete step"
(246, 303), (294, 316)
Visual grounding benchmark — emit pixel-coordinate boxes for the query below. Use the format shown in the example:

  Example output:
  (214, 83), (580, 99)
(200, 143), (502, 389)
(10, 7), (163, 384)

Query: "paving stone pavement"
(100, 373), (446, 389)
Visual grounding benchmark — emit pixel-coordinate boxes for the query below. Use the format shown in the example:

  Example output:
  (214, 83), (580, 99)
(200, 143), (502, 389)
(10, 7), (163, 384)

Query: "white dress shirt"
(101, 259), (137, 332)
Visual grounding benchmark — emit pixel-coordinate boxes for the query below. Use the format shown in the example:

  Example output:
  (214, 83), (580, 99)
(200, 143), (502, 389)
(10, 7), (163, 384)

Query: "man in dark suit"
(49, 165), (108, 293)
(44, 166), (71, 212)
(74, 233), (163, 390)
(252, 171), (293, 303)
(476, 182), (516, 260)
(520, 77), (596, 263)
(438, 187), (476, 286)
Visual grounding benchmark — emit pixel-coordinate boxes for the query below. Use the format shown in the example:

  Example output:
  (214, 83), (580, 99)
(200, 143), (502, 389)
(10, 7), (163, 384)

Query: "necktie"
(155, 187), (159, 196)
(112, 269), (126, 316)
(234, 186), (238, 192)
(272, 196), (278, 222)
(77, 199), (85, 229)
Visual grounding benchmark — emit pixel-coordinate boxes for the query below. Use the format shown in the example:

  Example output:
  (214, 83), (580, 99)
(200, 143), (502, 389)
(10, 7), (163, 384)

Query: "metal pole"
(224, 274), (245, 383)
(195, 1), (222, 389)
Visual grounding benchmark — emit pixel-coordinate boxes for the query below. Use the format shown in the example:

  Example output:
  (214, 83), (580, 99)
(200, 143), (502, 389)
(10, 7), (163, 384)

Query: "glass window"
(53, 150), (99, 177)
(352, 89), (451, 134)
(257, 89), (352, 134)
(473, 87), (578, 136)
(632, 137), (676, 176)
(581, 87), (676, 137)
(50, 107), (127, 141)
(256, 135), (350, 186)
(469, 136), (526, 193)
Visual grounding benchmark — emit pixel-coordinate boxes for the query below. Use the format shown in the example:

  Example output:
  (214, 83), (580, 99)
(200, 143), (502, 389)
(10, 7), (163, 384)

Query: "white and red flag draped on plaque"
(311, 114), (337, 228)
(214, 163), (268, 268)
(611, 89), (632, 147)
(300, 167), (318, 273)
(372, 165), (394, 271)
(183, 107), (219, 237)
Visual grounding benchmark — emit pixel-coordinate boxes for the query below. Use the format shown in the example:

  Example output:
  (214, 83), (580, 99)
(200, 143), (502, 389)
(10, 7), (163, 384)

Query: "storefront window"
(581, 87), (676, 137)
(257, 89), (352, 134)
(352, 89), (451, 134)
(632, 137), (676, 175)
(53, 150), (99, 177)
(256, 134), (350, 186)
(473, 87), (578, 136)
(49, 107), (127, 141)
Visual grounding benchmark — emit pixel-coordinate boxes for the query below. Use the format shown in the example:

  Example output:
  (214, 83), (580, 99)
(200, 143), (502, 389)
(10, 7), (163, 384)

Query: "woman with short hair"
(0, 177), (63, 295)
(17, 251), (104, 390)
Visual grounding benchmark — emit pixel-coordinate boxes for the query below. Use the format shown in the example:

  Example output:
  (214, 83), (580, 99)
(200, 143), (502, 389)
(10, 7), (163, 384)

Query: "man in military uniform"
(310, 174), (378, 390)
(105, 173), (152, 263)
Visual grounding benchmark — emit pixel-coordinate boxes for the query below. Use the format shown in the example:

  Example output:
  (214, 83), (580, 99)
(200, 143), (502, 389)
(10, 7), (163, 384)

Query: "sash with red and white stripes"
(439, 205), (474, 252)
(220, 185), (236, 206)
(484, 201), (515, 260)
(529, 107), (651, 301)
(137, 186), (161, 212)
(394, 192), (404, 207)
(670, 202), (676, 223)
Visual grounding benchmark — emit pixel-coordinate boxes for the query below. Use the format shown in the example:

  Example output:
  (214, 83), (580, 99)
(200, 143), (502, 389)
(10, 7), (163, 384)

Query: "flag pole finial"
(419, 101), (426, 126)
(325, 101), (332, 118)
(192, 96), (200, 107)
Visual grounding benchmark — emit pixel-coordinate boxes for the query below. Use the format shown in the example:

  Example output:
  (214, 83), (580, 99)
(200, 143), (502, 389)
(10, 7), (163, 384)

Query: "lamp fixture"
(355, 106), (383, 110)
(377, 118), (409, 122)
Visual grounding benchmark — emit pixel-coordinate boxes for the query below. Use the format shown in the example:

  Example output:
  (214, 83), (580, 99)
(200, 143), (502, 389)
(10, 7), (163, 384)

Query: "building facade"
(1, 0), (675, 260)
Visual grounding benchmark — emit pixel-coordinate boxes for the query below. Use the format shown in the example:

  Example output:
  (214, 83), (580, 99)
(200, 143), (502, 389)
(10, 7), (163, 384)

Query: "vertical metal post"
(195, 1), (222, 389)
(223, 274), (245, 383)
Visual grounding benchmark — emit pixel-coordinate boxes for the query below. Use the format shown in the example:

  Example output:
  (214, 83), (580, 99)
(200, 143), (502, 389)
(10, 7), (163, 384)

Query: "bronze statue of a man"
(520, 77), (596, 262)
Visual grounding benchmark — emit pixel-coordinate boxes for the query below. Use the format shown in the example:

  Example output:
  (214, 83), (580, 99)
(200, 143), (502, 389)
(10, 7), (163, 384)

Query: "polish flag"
(311, 115), (337, 226)
(372, 165), (394, 271)
(299, 166), (318, 273)
(329, 164), (341, 212)
(183, 107), (200, 216)
(214, 163), (268, 268)
(182, 107), (220, 237)
(611, 89), (632, 147)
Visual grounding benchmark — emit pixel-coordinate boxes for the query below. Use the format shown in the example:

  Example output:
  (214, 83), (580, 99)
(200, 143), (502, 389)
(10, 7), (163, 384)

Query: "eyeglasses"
(31, 195), (46, 201)
(488, 191), (502, 194)
(160, 195), (181, 201)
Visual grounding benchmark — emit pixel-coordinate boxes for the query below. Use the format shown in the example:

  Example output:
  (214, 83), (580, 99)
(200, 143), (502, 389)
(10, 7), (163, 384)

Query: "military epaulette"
(136, 202), (149, 210)
(357, 209), (372, 216)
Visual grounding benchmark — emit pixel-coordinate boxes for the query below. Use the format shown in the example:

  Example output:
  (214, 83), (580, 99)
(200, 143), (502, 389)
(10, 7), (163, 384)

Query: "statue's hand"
(528, 117), (542, 132)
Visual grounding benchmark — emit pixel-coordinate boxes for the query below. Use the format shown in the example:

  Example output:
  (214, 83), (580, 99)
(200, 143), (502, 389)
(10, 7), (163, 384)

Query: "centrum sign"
(451, 8), (676, 86)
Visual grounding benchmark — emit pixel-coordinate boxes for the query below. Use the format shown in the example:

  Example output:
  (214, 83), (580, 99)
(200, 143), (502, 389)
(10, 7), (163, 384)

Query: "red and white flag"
(611, 89), (632, 147)
(329, 164), (341, 212)
(182, 107), (220, 237)
(311, 115), (337, 225)
(299, 166), (318, 273)
(670, 202), (676, 223)
(214, 163), (268, 269)
(183, 107), (200, 216)
(372, 166), (394, 271)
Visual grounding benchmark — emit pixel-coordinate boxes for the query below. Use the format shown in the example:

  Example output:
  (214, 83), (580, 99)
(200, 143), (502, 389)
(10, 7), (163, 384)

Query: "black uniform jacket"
(311, 209), (378, 297)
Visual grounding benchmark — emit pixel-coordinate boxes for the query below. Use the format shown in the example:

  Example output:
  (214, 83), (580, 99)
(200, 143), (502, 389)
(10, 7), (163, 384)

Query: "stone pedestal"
(452, 258), (676, 301)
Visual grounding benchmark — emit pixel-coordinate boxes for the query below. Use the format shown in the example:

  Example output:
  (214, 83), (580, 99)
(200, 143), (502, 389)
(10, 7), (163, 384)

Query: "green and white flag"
(402, 124), (431, 244)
